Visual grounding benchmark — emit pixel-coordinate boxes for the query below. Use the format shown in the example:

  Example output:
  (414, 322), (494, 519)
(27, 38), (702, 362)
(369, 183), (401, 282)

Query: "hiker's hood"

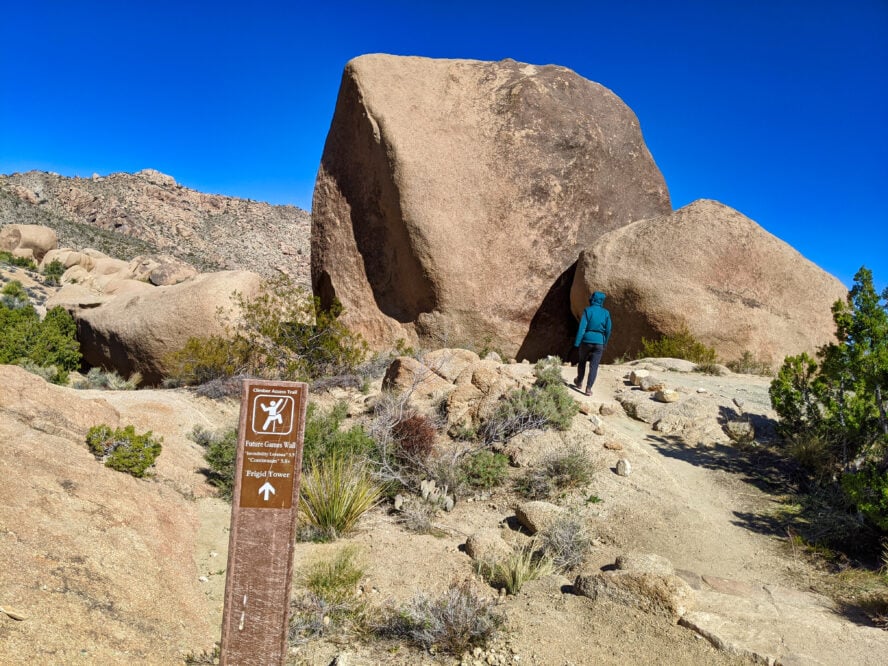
(590, 292), (606, 306)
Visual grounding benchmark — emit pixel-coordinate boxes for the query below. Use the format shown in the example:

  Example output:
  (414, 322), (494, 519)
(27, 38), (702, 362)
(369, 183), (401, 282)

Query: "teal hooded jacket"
(574, 291), (612, 347)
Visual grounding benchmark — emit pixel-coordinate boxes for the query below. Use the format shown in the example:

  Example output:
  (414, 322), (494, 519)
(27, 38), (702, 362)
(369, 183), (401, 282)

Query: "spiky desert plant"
(299, 454), (382, 540)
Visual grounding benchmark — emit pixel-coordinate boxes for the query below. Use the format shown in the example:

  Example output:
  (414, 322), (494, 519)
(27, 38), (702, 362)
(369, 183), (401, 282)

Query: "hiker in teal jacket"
(573, 291), (611, 395)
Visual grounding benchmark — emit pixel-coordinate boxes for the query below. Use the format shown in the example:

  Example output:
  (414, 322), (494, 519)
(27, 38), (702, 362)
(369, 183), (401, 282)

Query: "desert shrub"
(727, 350), (773, 376)
(85, 424), (162, 478)
(461, 450), (510, 489)
(165, 335), (250, 385)
(303, 402), (375, 471)
(191, 425), (238, 499)
(395, 497), (440, 534)
(0, 251), (37, 270)
(769, 268), (888, 545)
(298, 454), (382, 541)
(842, 467), (888, 532)
(391, 413), (438, 463)
(537, 513), (593, 571)
(641, 325), (718, 364)
(166, 276), (367, 385)
(481, 382), (578, 444)
(693, 362), (725, 376)
(2, 279), (29, 305)
(73, 367), (141, 390)
(476, 539), (557, 594)
(0, 292), (81, 384)
(379, 581), (503, 655)
(533, 355), (565, 388)
(42, 259), (65, 286)
(516, 446), (597, 499)
(289, 546), (368, 644)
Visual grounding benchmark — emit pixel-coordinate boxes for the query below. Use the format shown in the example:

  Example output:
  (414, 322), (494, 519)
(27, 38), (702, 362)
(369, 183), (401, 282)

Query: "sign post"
(220, 379), (308, 666)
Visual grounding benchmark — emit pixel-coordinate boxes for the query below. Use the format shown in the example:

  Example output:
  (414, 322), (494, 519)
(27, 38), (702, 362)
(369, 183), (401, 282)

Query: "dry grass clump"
(476, 538), (557, 595)
(516, 446), (599, 499)
(537, 513), (594, 571)
(378, 581), (503, 655)
(289, 546), (369, 644)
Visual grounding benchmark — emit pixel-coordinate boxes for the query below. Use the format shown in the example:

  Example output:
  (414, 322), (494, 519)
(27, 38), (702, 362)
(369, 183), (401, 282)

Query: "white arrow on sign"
(258, 481), (276, 501)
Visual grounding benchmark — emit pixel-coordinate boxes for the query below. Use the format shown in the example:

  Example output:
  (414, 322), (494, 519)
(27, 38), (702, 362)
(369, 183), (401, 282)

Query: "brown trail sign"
(220, 379), (308, 666)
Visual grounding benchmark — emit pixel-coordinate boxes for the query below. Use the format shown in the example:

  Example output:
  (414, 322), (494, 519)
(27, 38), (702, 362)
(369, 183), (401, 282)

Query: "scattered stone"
(616, 552), (675, 576)
(514, 501), (564, 535)
(629, 369), (650, 386)
(465, 529), (513, 563)
(653, 389), (680, 403)
(0, 606), (26, 621)
(604, 441), (623, 451)
(616, 459), (632, 477)
(599, 404), (618, 416)
(638, 375), (666, 392)
(574, 570), (695, 620)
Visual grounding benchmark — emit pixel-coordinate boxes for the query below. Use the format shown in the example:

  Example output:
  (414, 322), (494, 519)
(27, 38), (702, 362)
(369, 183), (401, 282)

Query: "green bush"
(191, 426), (238, 499)
(42, 259), (65, 286)
(86, 424), (162, 478)
(533, 355), (565, 388)
(0, 286), (81, 384)
(727, 350), (773, 376)
(641, 325), (718, 363)
(461, 450), (510, 489)
(165, 276), (367, 384)
(0, 251), (37, 270)
(481, 381), (578, 444)
(303, 402), (375, 471)
(380, 581), (503, 655)
(298, 454), (382, 541)
(842, 467), (888, 532)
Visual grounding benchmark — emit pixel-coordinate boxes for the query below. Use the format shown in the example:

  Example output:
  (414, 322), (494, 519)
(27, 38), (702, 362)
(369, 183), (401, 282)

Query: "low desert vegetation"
(476, 538), (557, 595)
(72, 367), (142, 390)
(377, 581), (504, 655)
(641, 325), (718, 364)
(0, 251), (38, 271)
(41, 258), (65, 286)
(85, 424), (163, 478)
(288, 546), (369, 644)
(480, 356), (578, 443)
(768, 267), (888, 625)
(516, 446), (599, 500)
(727, 350), (773, 376)
(164, 275), (367, 385)
(0, 280), (81, 384)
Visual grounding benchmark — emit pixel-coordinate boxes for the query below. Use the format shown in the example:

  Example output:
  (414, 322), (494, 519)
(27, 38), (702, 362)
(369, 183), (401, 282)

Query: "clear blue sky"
(2, 1), (886, 292)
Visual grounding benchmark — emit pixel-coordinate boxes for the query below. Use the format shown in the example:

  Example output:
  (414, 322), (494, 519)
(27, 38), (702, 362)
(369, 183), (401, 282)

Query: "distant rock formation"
(0, 169), (311, 286)
(312, 54), (671, 359)
(571, 199), (846, 365)
(18, 230), (264, 385)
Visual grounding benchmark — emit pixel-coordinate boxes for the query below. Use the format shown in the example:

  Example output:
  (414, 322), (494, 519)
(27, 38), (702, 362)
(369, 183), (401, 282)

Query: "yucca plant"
(299, 455), (382, 540)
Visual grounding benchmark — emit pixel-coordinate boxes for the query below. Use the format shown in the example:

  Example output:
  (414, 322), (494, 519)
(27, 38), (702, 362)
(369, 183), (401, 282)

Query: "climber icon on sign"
(251, 394), (295, 435)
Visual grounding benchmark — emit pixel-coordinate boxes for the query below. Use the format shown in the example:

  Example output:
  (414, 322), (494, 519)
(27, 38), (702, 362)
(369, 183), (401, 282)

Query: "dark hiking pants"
(576, 343), (605, 392)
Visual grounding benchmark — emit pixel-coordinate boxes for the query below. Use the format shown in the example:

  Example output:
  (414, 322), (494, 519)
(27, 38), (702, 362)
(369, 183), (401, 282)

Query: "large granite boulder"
(50, 270), (263, 385)
(0, 224), (58, 261)
(312, 54), (670, 359)
(571, 200), (846, 365)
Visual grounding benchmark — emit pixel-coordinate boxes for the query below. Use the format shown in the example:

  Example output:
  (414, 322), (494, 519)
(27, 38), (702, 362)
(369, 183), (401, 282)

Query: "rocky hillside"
(0, 169), (311, 287)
